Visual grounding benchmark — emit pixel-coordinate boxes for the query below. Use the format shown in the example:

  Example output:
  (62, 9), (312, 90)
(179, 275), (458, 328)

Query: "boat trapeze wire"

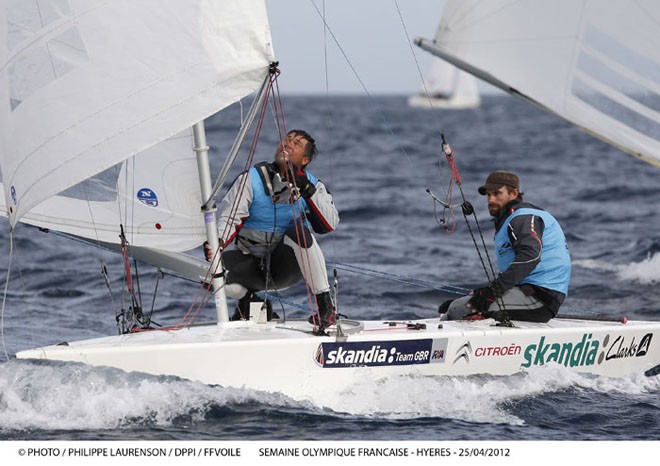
(328, 261), (469, 295)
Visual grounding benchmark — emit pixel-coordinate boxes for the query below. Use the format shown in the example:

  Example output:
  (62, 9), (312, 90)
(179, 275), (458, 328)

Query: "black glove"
(203, 241), (211, 262)
(467, 282), (502, 314)
(438, 299), (455, 315)
(288, 166), (316, 199)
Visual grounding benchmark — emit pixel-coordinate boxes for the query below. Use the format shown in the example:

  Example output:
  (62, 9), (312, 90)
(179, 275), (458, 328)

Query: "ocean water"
(1, 95), (659, 449)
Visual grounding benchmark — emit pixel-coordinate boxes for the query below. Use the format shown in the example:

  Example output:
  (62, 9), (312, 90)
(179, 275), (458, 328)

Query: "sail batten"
(419, 0), (660, 166)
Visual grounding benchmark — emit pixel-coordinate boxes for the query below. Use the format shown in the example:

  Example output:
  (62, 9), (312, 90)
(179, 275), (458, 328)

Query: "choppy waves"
(574, 252), (660, 285)
(2, 358), (658, 439)
(1, 95), (659, 440)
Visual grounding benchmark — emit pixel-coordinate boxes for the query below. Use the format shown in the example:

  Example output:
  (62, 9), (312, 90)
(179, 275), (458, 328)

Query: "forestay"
(0, 0), (274, 248)
(416, 0), (660, 166)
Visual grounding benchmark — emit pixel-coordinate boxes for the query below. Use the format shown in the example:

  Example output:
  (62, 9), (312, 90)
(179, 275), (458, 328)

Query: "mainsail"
(415, 0), (660, 166)
(0, 0), (274, 238)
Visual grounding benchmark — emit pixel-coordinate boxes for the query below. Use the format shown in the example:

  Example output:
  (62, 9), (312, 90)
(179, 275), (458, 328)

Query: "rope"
(393, 0), (444, 126)
(389, 4), (511, 320)
(1, 229), (14, 361)
(308, 1), (433, 186)
(317, 0), (342, 316)
(283, 162), (320, 320)
(141, 67), (288, 332)
(1, 228), (33, 361)
(328, 261), (469, 295)
(272, 83), (321, 325)
(437, 138), (512, 321)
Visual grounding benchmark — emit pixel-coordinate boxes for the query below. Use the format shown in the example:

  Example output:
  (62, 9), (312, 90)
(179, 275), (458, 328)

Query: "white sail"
(423, 58), (456, 96)
(0, 130), (207, 251)
(416, 0), (660, 165)
(408, 57), (480, 109)
(0, 0), (274, 226)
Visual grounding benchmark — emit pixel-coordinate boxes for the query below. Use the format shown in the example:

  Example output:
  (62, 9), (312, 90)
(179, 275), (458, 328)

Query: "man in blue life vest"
(438, 171), (571, 323)
(205, 129), (339, 330)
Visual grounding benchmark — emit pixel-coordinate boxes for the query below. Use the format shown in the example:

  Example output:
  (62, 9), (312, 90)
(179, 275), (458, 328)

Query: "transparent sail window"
(572, 77), (660, 141)
(58, 163), (122, 202)
(572, 24), (660, 141)
(576, 53), (660, 114)
(584, 25), (660, 84)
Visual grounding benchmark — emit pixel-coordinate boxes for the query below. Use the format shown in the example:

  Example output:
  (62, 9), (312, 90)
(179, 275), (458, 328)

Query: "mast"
(193, 121), (229, 323)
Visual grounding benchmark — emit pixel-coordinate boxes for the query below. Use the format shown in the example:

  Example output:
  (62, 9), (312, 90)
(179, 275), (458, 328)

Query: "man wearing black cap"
(439, 171), (571, 323)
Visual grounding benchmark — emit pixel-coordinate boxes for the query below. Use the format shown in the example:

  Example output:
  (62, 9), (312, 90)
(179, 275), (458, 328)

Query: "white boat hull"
(15, 317), (660, 402)
(407, 94), (480, 110)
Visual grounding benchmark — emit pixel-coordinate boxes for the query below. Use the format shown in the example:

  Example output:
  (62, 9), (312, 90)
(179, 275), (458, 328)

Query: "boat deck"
(20, 315), (649, 353)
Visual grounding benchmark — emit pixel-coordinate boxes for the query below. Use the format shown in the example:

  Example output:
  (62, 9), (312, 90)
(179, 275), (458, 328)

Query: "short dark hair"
(288, 129), (318, 161)
(504, 185), (524, 200)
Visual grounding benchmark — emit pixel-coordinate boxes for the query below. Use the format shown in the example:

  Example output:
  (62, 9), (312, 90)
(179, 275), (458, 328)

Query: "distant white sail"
(0, 0), (274, 226)
(408, 57), (480, 109)
(416, 0), (660, 166)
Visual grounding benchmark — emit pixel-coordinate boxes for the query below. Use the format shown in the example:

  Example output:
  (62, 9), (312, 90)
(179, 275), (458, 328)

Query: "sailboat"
(407, 57), (481, 109)
(2, 0), (659, 404)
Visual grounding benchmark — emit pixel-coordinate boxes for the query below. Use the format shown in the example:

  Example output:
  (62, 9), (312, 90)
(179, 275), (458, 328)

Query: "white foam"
(574, 252), (660, 285)
(1, 359), (658, 431)
(293, 363), (660, 423)
(319, 372), (526, 424)
(616, 252), (660, 285)
(0, 360), (296, 431)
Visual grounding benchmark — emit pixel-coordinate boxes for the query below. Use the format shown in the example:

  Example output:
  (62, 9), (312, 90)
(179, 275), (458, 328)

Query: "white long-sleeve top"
(217, 163), (339, 256)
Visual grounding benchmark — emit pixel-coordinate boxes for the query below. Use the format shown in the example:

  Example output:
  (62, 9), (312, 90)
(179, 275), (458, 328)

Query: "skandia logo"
(521, 333), (599, 369)
(315, 339), (448, 368)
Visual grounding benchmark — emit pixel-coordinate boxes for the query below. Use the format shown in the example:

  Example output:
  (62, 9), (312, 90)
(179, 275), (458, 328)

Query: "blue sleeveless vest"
(495, 207), (571, 295)
(242, 166), (318, 233)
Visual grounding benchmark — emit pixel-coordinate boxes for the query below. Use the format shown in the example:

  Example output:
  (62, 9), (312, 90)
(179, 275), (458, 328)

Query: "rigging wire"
(308, 0), (466, 317)
(392, 2), (505, 307)
(147, 268), (163, 324)
(1, 228), (32, 361)
(73, 162), (124, 331)
(147, 67), (282, 331)
(111, 3), (495, 330)
(308, 1), (419, 171)
(181, 70), (281, 326)
(441, 138), (497, 281)
(0, 230), (14, 361)
(391, 0), (461, 226)
(329, 261), (470, 295)
(270, 74), (321, 322)
(320, 0), (341, 315)
(393, 0), (444, 120)
(310, 0), (459, 223)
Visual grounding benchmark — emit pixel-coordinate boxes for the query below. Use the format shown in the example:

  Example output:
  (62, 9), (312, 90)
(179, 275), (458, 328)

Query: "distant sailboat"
(408, 57), (480, 109)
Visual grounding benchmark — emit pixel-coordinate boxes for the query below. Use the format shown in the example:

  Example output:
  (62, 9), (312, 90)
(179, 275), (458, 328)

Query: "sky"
(266, 0), (449, 95)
